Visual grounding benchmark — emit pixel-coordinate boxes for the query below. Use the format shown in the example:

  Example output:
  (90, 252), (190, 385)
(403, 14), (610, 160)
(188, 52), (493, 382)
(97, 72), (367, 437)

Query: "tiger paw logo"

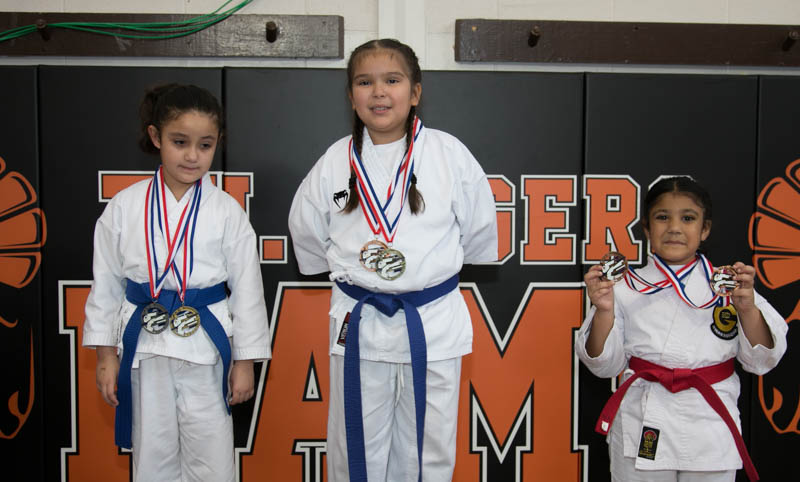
(749, 158), (800, 435)
(0, 155), (46, 439)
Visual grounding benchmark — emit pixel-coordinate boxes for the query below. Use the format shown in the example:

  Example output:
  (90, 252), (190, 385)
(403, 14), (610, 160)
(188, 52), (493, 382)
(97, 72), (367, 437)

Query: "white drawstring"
(395, 365), (405, 407)
(329, 270), (353, 284)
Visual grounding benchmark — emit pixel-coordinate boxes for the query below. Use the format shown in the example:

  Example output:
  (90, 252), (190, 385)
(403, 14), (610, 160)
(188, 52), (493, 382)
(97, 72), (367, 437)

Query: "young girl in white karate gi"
(83, 83), (270, 482)
(288, 39), (498, 481)
(576, 176), (787, 482)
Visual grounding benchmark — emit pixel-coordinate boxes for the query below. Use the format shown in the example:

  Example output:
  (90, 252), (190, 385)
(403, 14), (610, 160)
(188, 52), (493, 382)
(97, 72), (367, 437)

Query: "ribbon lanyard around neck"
(625, 253), (722, 309)
(349, 116), (423, 244)
(144, 167), (202, 303)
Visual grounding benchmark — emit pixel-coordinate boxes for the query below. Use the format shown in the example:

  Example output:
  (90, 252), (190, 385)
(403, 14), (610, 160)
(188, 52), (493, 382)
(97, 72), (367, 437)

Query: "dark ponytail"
(138, 83), (223, 155)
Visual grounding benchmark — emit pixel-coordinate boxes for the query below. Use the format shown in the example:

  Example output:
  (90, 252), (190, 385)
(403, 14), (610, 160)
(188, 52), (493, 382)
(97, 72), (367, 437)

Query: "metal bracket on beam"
(0, 12), (343, 58)
(455, 19), (800, 67)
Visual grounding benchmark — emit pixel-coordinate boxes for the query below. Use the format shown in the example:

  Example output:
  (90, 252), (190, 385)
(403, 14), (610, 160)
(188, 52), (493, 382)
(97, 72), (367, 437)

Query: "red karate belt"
(595, 357), (758, 481)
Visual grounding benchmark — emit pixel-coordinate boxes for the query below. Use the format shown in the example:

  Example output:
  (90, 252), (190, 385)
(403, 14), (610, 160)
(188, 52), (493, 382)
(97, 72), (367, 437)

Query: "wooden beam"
(0, 12), (343, 58)
(455, 19), (800, 67)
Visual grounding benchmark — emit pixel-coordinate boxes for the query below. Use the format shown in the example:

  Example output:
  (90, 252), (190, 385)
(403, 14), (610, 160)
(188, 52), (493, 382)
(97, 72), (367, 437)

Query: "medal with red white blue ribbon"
(350, 117), (422, 280)
(142, 167), (202, 334)
(624, 253), (730, 309)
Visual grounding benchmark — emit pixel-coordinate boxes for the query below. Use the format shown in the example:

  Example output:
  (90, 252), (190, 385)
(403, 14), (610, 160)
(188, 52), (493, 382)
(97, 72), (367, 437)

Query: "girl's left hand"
(229, 359), (255, 405)
(730, 261), (756, 311)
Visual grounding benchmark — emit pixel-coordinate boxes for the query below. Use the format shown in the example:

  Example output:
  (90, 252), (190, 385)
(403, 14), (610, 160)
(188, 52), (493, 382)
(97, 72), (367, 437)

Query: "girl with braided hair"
(289, 39), (497, 481)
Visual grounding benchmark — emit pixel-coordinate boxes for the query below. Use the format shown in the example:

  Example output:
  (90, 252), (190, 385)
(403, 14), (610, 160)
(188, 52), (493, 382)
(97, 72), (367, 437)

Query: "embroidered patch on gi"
(637, 426), (660, 460)
(333, 189), (348, 209)
(336, 312), (351, 347)
(711, 305), (739, 340)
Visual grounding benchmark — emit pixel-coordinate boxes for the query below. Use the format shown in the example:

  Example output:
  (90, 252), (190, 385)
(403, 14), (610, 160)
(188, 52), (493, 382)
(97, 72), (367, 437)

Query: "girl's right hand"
(585, 264), (615, 313)
(96, 346), (120, 407)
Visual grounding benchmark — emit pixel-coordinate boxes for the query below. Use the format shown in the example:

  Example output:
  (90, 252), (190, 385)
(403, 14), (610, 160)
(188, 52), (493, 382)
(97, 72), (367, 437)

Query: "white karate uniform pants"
(131, 356), (234, 482)
(327, 355), (462, 482)
(609, 419), (735, 482)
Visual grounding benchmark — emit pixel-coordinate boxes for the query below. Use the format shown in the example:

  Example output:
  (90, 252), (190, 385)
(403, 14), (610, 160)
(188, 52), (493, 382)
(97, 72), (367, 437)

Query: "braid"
(342, 114), (365, 213)
(406, 106), (425, 214)
(343, 39), (425, 215)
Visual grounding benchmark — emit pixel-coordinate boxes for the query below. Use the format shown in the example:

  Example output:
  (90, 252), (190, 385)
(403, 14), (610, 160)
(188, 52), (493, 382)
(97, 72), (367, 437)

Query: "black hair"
(642, 176), (713, 230)
(342, 39), (425, 214)
(138, 83), (224, 154)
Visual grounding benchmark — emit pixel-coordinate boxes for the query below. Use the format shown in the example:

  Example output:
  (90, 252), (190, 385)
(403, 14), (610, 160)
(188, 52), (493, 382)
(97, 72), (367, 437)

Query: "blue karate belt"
(115, 280), (230, 449)
(336, 274), (459, 482)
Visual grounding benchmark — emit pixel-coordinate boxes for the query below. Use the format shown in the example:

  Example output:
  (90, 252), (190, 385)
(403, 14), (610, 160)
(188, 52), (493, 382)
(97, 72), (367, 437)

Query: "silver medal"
(141, 302), (169, 334)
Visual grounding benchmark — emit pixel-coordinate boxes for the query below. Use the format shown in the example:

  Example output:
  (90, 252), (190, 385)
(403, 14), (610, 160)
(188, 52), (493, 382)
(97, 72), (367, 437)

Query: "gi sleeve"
(736, 290), (788, 375)
(574, 300), (628, 378)
(288, 156), (332, 275)
(223, 198), (271, 361)
(83, 199), (126, 348)
(452, 141), (498, 264)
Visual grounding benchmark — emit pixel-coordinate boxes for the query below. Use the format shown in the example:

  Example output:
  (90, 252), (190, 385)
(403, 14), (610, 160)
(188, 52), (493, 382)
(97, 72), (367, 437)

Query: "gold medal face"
(710, 265), (738, 296)
(360, 239), (388, 271)
(170, 306), (201, 337)
(141, 302), (169, 334)
(376, 248), (406, 281)
(600, 251), (628, 283)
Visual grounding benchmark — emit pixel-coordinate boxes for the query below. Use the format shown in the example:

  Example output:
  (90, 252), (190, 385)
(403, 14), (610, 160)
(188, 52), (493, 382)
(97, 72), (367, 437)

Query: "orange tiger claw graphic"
(0, 328), (35, 440)
(0, 156), (47, 289)
(748, 158), (800, 289)
(751, 159), (800, 435)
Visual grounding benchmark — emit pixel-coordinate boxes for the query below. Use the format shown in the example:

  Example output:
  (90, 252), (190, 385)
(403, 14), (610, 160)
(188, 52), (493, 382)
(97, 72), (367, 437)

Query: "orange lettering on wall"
(488, 175), (515, 264)
(582, 176), (641, 264)
(454, 284), (584, 481)
(221, 174), (253, 213)
(243, 283), (584, 481)
(99, 172), (252, 211)
(241, 284), (331, 481)
(63, 284), (131, 482)
(521, 176), (576, 264)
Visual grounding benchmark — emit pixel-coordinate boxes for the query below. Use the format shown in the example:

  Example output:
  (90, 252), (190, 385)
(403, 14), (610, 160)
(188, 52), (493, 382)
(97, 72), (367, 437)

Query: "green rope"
(0, 0), (252, 43)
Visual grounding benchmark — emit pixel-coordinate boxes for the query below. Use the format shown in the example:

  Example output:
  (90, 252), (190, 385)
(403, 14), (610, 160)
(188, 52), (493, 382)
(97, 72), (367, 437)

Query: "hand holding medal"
(599, 251), (628, 283)
(709, 265), (739, 297)
(584, 255), (621, 314)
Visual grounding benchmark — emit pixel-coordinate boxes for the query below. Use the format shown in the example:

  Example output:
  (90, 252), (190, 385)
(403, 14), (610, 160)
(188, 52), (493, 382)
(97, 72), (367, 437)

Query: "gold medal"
(600, 251), (628, 283)
(710, 266), (738, 296)
(141, 302), (169, 334)
(170, 305), (201, 337)
(376, 248), (406, 281)
(360, 239), (388, 271)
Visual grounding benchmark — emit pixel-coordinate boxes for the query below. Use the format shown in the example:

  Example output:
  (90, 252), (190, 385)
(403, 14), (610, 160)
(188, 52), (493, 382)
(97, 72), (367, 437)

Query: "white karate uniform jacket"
(83, 173), (270, 365)
(575, 258), (788, 472)
(288, 126), (498, 363)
